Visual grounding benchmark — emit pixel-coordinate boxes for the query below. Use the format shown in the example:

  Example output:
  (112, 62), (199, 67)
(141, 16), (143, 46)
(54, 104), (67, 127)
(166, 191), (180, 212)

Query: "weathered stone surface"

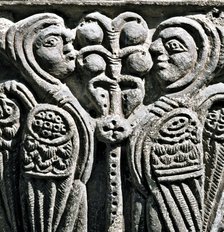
(0, 1), (223, 232)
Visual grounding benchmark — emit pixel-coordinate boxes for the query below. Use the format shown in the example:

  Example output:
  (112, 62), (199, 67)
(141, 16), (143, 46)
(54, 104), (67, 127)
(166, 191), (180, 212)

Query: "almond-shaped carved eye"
(43, 36), (61, 47)
(165, 39), (187, 53)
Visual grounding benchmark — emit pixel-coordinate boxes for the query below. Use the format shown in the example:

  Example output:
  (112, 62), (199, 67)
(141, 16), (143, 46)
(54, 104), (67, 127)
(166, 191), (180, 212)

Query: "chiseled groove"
(151, 106), (164, 117)
(171, 184), (195, 232)
(203, 142), (224, 231)
(27, 180), (36, 232)
(193, 178), (203, 212)
(181, 182), (202, 232)
(45, 181), (57, 232)
(35, 180), (45, 232)
(154, 100), (173, 112)
(160, 184), (188, 232)
(0, 152), (12, 229)
(53, 177), (72, 231)
(159, 96), (179, 108)
(4, 150), (18, 232)
(151, 185), (176, 232)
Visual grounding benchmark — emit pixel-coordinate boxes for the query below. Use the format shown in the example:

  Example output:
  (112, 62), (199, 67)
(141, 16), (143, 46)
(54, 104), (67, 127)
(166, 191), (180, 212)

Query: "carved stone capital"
(0, 3), (223, 232)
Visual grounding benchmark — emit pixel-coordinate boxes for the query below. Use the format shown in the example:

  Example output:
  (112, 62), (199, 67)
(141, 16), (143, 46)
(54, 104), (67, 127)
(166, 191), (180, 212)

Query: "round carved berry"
(76, 21), (104, 47)
(126, 51), (152, 76)
(120, 21), (148, 47)
(83, 53), (106, 74)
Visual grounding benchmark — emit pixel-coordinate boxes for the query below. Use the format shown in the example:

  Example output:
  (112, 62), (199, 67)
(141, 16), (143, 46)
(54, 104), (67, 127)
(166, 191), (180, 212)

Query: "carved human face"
(34, 25), (76, 80)
(150, 27), (197, 87)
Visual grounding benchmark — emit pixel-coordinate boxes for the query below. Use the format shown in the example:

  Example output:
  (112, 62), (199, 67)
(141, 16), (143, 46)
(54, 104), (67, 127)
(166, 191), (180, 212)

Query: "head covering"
(152, 15), (222, 95)
(4, 13), (65, 89)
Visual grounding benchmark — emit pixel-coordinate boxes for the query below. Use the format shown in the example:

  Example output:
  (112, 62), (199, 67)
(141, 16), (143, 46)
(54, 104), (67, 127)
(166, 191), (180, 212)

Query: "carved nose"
(150, 38), (166, 55)
(63, 43), (75, 54)
(64, 44), (76, 60)
(157, 54), (169, 62)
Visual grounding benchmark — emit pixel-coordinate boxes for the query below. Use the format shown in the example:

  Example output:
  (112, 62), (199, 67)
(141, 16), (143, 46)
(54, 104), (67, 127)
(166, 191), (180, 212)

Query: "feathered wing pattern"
(0, 81), (37, 232)
(144, 109), (203, 232)
(145, 147), (203, 232)
(0, 94), (20, 232)
(19, 103), (88, 232)
(56, 179), (87, 232)
(129, 97), (204, 232)
(203, 106), (224, 232)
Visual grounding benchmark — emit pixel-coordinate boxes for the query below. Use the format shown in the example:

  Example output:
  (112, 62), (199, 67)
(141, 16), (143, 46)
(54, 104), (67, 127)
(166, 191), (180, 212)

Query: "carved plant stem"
(105, 86), (125, 231)
(106, 144), (124, 232)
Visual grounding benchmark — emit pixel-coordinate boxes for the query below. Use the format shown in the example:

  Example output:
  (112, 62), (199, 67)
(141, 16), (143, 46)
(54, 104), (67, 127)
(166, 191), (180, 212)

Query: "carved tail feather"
(0, 150), (18, 232)
(171, 184), (199, 230)
(149, 185), (176, 232)
(203, 141), (224, 231)
(20, 175), (75, 232)
(203, 108), (224, 231)
(56, 180), (87, 232)
(153, 177), (203, 232)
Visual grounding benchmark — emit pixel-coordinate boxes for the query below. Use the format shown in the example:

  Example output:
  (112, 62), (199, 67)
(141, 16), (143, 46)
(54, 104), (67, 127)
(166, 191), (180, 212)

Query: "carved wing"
(19, 103), (88, 232)
(202, 104), (224, 231)
(0, 80), (36, 232)
(145, 108), (204, 232)
(0, 93), (21, 231)
(129, 97), (204, 232)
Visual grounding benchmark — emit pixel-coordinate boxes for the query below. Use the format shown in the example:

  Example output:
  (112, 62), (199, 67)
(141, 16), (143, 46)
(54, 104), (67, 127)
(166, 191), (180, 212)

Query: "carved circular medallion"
(26, 104), (76, 145)
(96, 115), (132, 143)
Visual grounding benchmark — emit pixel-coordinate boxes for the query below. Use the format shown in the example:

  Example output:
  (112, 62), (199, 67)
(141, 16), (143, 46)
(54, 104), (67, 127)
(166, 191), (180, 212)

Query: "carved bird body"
(142, 97), (204, 232)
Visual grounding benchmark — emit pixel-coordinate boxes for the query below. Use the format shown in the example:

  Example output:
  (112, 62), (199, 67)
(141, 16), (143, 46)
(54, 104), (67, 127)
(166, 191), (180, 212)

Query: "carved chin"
(49, 62), (75, 79)
(156, 68), (191, 90)
(156, 70), (180, 85)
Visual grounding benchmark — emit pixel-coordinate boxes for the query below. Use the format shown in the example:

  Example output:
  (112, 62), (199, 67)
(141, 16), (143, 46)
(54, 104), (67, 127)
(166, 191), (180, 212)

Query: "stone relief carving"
(0, 8), (223, 232)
